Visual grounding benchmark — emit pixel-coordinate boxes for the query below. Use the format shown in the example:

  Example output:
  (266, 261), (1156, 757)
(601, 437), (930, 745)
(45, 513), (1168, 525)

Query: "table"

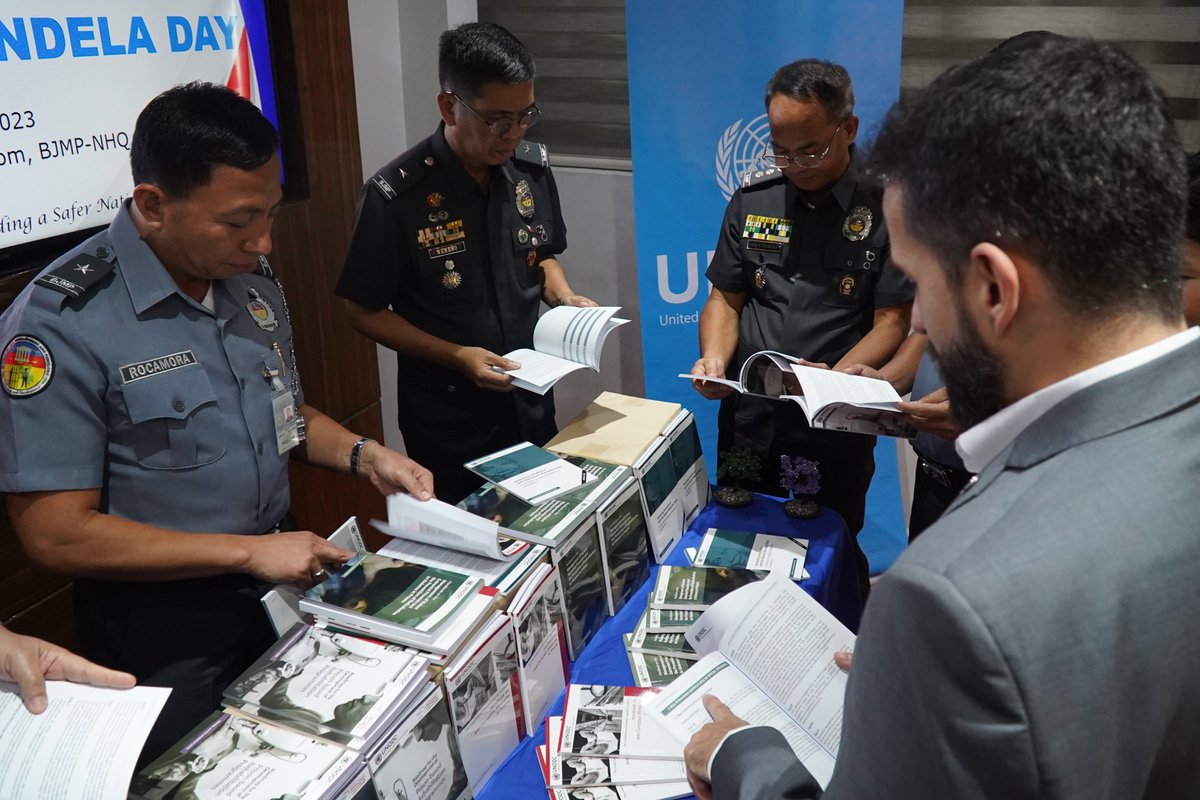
(478, 493), (862, 799)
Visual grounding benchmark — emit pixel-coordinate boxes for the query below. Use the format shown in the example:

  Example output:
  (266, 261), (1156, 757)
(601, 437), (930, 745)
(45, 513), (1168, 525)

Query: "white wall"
(346, 1), (642, 451)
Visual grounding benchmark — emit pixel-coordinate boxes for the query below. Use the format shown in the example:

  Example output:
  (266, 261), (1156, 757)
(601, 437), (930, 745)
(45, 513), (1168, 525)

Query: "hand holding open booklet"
(681, 349), (916, 437)
(501, 304), (628, 394)
(647, 573), (855, 789)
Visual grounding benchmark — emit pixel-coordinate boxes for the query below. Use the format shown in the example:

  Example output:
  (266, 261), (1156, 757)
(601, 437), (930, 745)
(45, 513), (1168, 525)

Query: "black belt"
(917, 455), (972, 490)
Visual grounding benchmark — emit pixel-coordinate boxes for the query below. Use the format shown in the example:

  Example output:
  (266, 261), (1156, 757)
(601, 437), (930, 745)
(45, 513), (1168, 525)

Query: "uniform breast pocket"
(120, 367), (226, 469)
(820, 243), (878, 309)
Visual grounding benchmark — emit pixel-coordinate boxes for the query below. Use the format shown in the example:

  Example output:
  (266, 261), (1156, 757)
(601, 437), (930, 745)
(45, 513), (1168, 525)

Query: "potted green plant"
(714, 446), (761, 508)
(779, 454), (821, 519)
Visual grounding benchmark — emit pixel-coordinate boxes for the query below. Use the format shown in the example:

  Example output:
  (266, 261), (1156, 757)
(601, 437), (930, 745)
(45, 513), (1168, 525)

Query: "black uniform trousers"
(75, 572), (277, 769)
(718, 393), (876, 599)
(908, 454), (974, 540)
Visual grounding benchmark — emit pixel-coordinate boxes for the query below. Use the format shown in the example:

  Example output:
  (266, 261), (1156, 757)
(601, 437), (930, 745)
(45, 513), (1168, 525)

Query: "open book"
(680, 349), (916, 437)
(502, 305), (628, 394)
(0, 681), (168, 800)
(647, 573), (855, 789)
(373, 491), (535, 560)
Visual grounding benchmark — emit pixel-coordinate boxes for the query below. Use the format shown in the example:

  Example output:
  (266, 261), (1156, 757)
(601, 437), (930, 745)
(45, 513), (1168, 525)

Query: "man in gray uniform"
(684, 34), (1200, 799)
(337, 22), (594, 504)
(690, 60), (913, 589)
(0, 83), (433, 763)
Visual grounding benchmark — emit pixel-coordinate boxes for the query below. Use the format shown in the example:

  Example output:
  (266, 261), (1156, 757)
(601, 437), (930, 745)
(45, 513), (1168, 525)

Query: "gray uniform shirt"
(0, 203), (298, 533)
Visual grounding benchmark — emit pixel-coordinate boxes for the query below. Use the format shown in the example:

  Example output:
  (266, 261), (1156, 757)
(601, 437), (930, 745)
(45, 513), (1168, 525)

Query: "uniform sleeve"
(871, 245), (914, 308)
(706, 192), (750, 294)
(545, 166), (568, 255)
(0, 291), (109, 492)
(335, 183), (402, 310)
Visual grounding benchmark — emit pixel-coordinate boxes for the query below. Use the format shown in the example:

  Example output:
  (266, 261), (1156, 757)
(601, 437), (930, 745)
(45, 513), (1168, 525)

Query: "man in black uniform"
(337, 23), (595, 504)
(690, 60), (913, 589)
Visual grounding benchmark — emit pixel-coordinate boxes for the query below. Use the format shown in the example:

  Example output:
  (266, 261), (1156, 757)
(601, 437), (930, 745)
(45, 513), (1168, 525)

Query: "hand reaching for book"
(683, 694), (750, 800)
(245, 532), (355, 589)
(0, 625), (135, 714)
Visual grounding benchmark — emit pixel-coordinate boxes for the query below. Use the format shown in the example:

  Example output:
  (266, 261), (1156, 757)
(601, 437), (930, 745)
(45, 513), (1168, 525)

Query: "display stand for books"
(474, 492), (862, 800)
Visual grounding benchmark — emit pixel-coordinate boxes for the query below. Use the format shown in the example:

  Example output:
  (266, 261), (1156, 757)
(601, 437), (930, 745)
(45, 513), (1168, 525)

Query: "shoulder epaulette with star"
(370, 147), (430, 200)
(513, 139), (550, 169)
(34, 252), (114, 300)
(741, 167), (784, 190)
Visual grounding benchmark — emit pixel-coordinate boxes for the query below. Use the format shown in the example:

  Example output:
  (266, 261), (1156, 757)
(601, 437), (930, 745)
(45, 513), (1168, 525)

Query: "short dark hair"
(764, 59), (854, 121)
(130, 81), (278, 198)
(1187, 152), (1200, 243)
(868, 35), (1185, 320)
(439, 22), (535, 99)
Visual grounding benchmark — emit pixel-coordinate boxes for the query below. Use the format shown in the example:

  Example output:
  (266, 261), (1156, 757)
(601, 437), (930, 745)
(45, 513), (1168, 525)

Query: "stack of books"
(622, 525), (813, 687)
(536, 684), (691, 800)
(547, 394), (710, 563)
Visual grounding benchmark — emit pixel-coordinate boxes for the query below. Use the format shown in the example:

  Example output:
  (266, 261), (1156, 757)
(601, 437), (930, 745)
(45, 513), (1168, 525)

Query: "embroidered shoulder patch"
(2, 334), (54, 397)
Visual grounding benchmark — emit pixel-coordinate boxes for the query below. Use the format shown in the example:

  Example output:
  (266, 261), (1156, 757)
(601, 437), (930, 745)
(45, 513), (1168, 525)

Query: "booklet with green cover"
(649, 566), (764, 611)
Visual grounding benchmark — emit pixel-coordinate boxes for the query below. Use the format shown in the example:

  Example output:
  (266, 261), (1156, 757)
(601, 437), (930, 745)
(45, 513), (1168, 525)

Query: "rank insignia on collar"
(2, 334), (53, 397)
(515, 179), (535, 219)
(427, 192), (443, 208)
(843, 206), (873, 242)
(246, 287), (279, 332)
(442, 270), (463, 289)
(839, 275), (856, 296)
(754, 266), (767, 290)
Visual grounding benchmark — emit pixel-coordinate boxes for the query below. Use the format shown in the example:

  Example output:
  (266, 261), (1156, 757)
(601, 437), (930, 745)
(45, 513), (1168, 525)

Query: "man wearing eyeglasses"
(336, 23), (594, 503)
(690, 60), (913, 594)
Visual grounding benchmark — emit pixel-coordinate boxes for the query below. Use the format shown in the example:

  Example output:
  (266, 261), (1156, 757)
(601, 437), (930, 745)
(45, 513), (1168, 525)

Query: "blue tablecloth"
(478, 493), (861, 799)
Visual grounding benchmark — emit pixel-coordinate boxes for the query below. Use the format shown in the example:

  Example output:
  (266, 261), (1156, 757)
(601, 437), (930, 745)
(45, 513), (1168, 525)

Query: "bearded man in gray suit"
(683, 32), (1200, 800)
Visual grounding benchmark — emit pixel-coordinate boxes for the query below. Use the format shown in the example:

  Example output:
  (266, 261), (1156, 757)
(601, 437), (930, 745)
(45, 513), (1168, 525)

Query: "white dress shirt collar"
(956, 326), (1199, 474)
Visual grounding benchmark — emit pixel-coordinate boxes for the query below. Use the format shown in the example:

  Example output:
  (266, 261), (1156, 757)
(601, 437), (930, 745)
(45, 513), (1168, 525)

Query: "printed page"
(530, 305), (627, 369)
(505, 347), (591, 394)
(374, 492), (519, 561)
(789, 363), (903, 416)
(810, 403), (917, 438)
(648, 653), (835, 788)
(0, 682), (169, 800)
(687, 575), (853, 761)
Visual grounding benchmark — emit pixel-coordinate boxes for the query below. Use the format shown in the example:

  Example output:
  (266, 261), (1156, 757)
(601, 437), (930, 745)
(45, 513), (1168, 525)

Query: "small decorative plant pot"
(783, 498), (819, 519)
(713, 486), (754, 509)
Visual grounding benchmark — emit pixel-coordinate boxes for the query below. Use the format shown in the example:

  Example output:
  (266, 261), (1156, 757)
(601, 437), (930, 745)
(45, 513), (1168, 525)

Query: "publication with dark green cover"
(457, 456), (629, 546)
(596, 477), (652, 615)
(649, 565), (764, 611)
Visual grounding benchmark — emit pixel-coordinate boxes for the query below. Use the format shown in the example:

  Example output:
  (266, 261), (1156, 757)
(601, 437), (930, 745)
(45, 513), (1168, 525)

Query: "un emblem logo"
(715, 113), (770, 201)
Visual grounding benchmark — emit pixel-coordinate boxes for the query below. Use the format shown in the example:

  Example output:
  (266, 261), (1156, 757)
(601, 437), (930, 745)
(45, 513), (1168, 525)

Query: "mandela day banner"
(626, 0), (904, 475)
(0, 0), (278, 250)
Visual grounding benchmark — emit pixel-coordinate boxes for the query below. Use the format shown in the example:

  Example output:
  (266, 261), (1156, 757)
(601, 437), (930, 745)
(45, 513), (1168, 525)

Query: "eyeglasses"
(761, 118), (846, 169)
(450, 92), (541, 136)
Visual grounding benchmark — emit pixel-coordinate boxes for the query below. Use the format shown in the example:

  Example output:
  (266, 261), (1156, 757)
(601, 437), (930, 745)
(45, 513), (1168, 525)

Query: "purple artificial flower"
(779, 455), (821, 497)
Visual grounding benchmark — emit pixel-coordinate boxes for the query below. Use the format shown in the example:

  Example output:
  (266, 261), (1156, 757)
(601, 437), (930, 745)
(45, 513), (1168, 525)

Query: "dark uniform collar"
(432, 122), (492, 197)
(111, 201), (206, 316)
(786, 145), (861, 213)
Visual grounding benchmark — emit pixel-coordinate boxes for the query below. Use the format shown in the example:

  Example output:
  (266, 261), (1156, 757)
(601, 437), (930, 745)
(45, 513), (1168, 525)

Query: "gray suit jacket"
(713, 335), (1200, 799)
